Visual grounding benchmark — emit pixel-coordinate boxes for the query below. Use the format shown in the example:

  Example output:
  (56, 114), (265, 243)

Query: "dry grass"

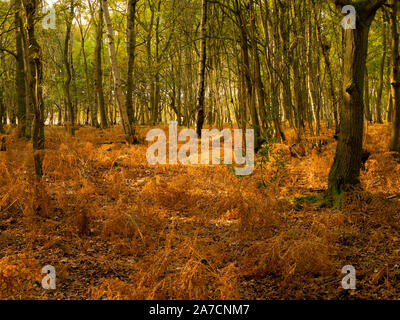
(0, 123), (399, 299)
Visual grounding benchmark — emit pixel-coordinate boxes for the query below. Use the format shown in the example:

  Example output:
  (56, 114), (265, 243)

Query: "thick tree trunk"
(195, 0), (208, 137)
(327, 1), (384, 198)
(390, 0), (400, 152)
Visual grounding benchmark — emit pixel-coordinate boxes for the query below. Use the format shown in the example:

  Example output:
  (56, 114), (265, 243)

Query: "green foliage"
(256, 130), (290, 189)
(290, 195), (320, 205)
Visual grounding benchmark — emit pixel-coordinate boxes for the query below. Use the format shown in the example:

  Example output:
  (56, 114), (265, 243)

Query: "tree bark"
(15, 0), (26, 137)
(365, 68), (372, 122)
(77, 12), (98, 128)
(126, 0), (138, 125)
(390, 0), (400, 152)
(314, 1), (339, 134)
(22, 0), (45, 178)
(195, 0), (208, 137)
(327, 0), (385, 198)
(235, 0), (261, 150)
(93, 2), (108, 129)
(0, 84), (4, 134)
(101, 0), (136, 143)
(376, 13), (387, 124)
(63, 0), (75, 135)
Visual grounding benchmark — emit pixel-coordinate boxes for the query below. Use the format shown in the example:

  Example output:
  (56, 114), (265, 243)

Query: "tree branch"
(0, 47), (17, 59)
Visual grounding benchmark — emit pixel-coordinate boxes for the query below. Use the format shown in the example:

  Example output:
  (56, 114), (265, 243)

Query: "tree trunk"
(195, 0), (207, 137)
(364, 68), (372, 122)
(126, 0), (138, 125)
(101, 0), (136, 143)
(15, 0), (26, 137)
(20, 11), (32, 138)
(390, 0), (400, 152)
(313, 0), (339, 134)
(93, 2), (108, 129)
(235, 0), (261, 150)
(250, 0), (270, 135)
(63, 1), (75, 135)
(0, 85), (4, 134)
(376, 13), (387, 124)
(153, 1), (162, 124)
(23, 0), (45, 178)
(77, 13), (98, 128)
(327, 1), (384, 198)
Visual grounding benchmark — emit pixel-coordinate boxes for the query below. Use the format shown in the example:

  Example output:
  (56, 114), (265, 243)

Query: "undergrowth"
(0, 123), (399, 299)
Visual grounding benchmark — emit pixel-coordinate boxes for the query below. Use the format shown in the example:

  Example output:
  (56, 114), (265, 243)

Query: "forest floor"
(0, 123), (400, 300)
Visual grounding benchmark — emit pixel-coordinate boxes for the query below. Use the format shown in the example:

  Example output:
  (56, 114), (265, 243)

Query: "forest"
(0, 0), (399, 300)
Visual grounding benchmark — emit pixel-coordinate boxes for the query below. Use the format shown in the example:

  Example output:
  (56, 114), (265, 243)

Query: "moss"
(290, 195), (320, 205)
(332, 189), (343, 210)
(290, 194), (333, 210)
